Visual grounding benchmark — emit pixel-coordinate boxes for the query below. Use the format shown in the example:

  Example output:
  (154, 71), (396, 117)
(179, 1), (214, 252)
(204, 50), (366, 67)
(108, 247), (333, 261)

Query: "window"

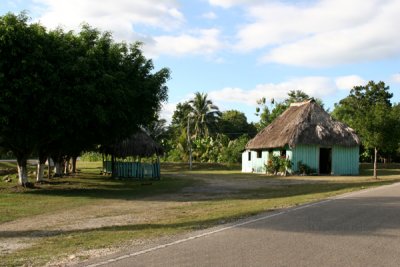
(248, 151), (251, 161)
(257, 150), (262, 158)
(280, 150), (286, 157)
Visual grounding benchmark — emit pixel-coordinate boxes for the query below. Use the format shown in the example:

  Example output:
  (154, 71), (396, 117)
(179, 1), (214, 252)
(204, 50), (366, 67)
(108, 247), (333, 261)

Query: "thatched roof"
(246, 99), (360, 150)
(104, 130), (163, 158)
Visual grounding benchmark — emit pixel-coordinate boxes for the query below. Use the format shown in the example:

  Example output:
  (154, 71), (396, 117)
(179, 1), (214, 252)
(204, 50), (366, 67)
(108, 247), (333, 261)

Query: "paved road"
(84, 183), (400, 267)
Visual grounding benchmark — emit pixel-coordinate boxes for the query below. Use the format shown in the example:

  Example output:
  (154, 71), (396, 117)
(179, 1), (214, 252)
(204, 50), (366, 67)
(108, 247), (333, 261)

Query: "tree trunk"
(64, 156), (71, 175)
(36, 163), (45, 182)
(47, 157), (51, 179)
(53, 159), (62, 177)
(36, 153), (48, 182)
(71, 156), (77, 174)
(373, 147), (378, 179)
(16, 158), (28, 186)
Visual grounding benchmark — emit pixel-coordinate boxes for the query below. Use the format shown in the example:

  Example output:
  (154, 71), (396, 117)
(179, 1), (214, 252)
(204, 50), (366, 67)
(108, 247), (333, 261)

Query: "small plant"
(280, 157), (293, 176)
(265, 155), (292, 176)
(297, 161), (315, 175)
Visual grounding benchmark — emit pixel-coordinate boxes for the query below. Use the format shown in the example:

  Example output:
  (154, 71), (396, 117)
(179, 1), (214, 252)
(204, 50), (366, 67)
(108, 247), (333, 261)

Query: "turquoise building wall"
(291, 145), (319, 173)
(331, 146), (359, 175)
(242, 144), (359, 175)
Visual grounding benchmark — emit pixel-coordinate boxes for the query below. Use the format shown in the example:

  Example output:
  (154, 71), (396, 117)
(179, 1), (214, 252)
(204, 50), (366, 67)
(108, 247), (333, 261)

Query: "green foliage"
(192, 135), (224, 162)
(266, 155), (293, 175)
(165, 129), (189, 162)
(188, 92), (221, 139)
(297, 161), (316, 175)
(166, 133), (249, 164)
(80, 152), (102, 162)
(0, 13), (169, 184)
(333, 81), (400, 156)
(171, 102), (193, 128)
(0, 147), (14, 159)
(219, 135), (250, 163)
(218, 110), (257, 139)
(167, 93), (222, 162)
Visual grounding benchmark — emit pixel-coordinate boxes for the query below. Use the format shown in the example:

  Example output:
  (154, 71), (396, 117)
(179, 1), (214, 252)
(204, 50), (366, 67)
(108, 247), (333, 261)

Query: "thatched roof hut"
(102, 130), (163, 179)
(246, 99), (360, 150)
(104, 130), (163, 158)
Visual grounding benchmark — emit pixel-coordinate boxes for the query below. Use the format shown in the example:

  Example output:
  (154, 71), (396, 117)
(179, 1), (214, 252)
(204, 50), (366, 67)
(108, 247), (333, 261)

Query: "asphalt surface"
(83, 182), (400, 267)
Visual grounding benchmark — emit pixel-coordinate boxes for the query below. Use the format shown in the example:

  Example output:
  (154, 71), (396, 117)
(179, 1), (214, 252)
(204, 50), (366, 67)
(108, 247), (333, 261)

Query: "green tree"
(167, 93), (221, 163)
(0, 13), (169, 185)
(171, 102), (192, 129)
(332, 81), (399, 179)
(168, 102), (193, 161)
(0, 13), (51, 185)
(219, 110), (256, 139)
(219, 135), (250, 163)
(188, 92), (221, 139)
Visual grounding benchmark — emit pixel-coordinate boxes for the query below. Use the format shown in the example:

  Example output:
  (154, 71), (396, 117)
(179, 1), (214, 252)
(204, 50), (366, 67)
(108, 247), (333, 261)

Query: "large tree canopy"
(0, 13), (169, 185)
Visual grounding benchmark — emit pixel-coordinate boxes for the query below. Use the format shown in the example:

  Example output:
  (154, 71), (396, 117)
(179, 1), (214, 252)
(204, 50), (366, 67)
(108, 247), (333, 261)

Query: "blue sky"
(2, 0), (400, 123)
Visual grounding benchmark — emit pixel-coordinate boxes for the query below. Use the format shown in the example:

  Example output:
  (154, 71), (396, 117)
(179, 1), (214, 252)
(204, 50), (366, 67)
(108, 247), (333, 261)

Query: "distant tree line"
(160, 92), (256, 164)
(160, 83), (400, 178)
(0, 13), (169, 185)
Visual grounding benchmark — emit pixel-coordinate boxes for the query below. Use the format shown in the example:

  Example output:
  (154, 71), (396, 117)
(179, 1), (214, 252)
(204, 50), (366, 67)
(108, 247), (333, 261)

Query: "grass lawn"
(1, 161), (400, 266)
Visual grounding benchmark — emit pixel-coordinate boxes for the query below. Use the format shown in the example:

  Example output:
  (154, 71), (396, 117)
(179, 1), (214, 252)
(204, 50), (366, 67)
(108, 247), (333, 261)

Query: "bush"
(297, 161), (316, 175)
(266, 155), (292, 175)
(219, 135), (250, 164)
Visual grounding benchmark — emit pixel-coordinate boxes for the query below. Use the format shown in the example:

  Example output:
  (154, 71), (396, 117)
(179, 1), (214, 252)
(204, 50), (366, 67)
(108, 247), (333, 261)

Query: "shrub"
(297, 161), (316, 175)
(266, 155), (292, 175)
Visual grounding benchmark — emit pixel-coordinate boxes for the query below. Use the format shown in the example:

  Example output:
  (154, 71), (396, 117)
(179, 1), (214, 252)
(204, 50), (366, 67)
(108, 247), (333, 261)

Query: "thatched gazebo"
(102, 130), (163, 179)
(243, 99), (360, 175)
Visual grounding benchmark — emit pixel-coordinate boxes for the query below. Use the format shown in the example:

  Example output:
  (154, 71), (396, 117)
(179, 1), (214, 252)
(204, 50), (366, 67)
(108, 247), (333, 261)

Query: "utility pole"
(187, 116), (192, 170)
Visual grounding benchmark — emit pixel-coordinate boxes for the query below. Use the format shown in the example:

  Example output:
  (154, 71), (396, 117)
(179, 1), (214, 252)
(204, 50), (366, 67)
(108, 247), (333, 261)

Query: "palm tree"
(188, 92), (221, 139)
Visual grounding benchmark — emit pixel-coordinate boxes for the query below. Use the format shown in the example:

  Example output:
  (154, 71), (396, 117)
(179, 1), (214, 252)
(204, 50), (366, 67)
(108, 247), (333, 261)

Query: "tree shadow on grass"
(18, 174), (398, 204)
(4, 163), (400, 202)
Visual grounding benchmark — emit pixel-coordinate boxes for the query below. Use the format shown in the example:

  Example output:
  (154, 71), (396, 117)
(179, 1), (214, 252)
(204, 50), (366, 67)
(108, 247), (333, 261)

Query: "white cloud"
(32, 0), (225, 58)
(144, 28), (223, 57)
(208, 76), (337, 106)
(160, 102), (177, 124)
(33, 0), (184, 41)
(235, 0), (400, 67)
(202, 12), (217, 20)
(392, 73), (400, 83)
(208, 0), (261, 8)
(335, 75), (366, 90)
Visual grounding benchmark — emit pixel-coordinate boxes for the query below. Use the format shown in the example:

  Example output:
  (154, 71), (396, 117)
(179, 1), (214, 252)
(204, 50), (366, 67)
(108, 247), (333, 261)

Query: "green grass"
(0, 161), (17, 169)
(1, 161), (400, 266)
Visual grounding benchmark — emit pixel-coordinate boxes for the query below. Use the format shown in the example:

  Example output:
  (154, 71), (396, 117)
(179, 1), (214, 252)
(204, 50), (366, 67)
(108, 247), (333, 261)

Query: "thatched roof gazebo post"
(102, 130), (163, 179)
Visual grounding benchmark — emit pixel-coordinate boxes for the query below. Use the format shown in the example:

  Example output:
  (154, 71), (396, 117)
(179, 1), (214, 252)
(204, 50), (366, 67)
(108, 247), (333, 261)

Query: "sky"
(1, 0), (400, 124)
